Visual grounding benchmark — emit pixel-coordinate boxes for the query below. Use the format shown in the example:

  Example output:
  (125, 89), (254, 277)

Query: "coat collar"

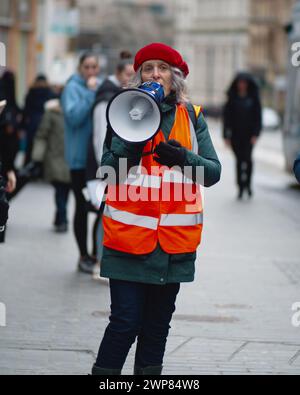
(161, 92), (177, 113)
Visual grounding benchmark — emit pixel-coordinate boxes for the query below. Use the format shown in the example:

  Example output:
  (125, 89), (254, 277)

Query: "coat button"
(160, 278), (164, 282)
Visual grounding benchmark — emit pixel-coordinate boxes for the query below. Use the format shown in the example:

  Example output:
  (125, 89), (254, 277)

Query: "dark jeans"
(53, 182), (70, 225)
(95, 279), (180, 370)
(25, 137), (34, 165)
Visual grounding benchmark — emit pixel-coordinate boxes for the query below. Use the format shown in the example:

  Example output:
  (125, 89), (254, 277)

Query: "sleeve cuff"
(184, 149), (196, 166)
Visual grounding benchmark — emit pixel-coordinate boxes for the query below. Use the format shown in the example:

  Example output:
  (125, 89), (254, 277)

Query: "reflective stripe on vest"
(125, 173), (161, 189)
(160, 213), (203, 227)
(103, 104), (204, 255)
(162, 169), (194, 185)
(104, 205), (159, 230)
(104, 206), (203, 229)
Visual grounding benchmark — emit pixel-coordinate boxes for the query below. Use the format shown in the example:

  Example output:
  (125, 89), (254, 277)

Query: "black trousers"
(70, 169), (99, 257)
(52, 182), (71, 225)
(0, 230), (5, 243)
(231, 140), (254, 190)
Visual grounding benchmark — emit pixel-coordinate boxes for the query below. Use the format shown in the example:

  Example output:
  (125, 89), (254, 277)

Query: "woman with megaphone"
(92, 43), (222, 375)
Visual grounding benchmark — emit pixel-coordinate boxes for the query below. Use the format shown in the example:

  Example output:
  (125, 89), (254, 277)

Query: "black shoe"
(134, 365), (163, 375)
(88, 255), (98, 263)
(55, 223), (68, 233)
(91, 364), (122, 375)
(238, 188), (244, 200)
(78, 256), (97, 274)
(247, 187), (253, 198)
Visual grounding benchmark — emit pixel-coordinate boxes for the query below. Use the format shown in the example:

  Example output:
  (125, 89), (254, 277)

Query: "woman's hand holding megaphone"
(154, 139), (186, 168)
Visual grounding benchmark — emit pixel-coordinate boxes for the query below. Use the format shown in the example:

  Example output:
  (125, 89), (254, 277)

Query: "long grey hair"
(128, 66), (189, 104)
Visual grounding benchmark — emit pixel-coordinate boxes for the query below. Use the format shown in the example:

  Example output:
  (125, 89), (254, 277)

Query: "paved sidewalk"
(0, 124), (299, 375)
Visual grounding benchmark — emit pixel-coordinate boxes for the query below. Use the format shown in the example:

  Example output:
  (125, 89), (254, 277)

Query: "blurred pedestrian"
(32, 94), (71, 233)
(92, 43), (221, 376)
(90, 51), (134, 172)
(86, 51), (135, 266)
(0, 79), (18, 243)
(61, 52), (101, 274)
(0, 71), (20, 194)
(294, 153), (300, 184)
(22, 74), (55, 164)
(0, 163), (9, 243)
(223, 72), (262, 199)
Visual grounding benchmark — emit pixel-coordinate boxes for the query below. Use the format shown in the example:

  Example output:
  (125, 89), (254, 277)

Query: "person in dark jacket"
(294, 153), (300, 184)
(0, 71), (19, 194)
(0, 72), (20, 242)
(87, 53), (134, 178)
(0, 164), (9, 243)
(22, 74), (55, 164)
(0, 98), (9, 243)
(223, 72), (262, 199)
(32, 97), (71, 233)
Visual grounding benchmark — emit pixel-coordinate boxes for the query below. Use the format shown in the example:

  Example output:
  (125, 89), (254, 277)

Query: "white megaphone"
(106, 81), (164, 143)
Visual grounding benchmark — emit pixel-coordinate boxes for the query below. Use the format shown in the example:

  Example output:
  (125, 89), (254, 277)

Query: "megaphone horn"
(106, 81), (164, 144)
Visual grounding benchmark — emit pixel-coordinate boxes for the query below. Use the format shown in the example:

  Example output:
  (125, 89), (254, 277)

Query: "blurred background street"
(1, 0), (300, 375)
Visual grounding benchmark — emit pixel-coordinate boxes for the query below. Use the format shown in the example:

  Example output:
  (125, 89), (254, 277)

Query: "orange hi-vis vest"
(103, 104), (203, 255)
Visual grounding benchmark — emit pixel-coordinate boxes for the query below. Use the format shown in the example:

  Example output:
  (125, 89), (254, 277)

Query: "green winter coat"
(100, 96), (221, 285)
(32, 100), (71, 184)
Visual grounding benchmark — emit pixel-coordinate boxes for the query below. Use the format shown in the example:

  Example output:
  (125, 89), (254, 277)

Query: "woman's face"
(141, 60), (172, 97)
(79, 57), (100, 81)
(117, 64), (135, 88)
(237, 79), (248, 96)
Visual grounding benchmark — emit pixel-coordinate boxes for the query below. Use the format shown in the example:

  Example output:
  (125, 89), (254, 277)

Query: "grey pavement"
(0, 122), (299, 375)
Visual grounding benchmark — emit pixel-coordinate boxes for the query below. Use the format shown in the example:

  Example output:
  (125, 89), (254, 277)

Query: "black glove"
(0, 174), (9, 229)
(154, 139), (186, 168)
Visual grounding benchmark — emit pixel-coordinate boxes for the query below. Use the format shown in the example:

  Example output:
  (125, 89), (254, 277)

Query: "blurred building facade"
(174, 0), (249, 109)
(0, 0), (295, 111)
(36, 0), (79, 86)
(0, 0), (37, 104)
(174, 0), (295, 113)
(249, 0), (295, 114)
(73, 0), (175, 74)
(0, 0), (79, 101)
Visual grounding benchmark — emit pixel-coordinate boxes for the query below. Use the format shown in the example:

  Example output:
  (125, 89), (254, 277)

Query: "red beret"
(134, 43), (189, 78)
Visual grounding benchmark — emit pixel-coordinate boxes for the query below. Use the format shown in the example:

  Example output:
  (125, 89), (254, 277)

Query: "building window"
(0, 0), (12, 26)
(0, 30), (9, 48)
(18, 0), (32, 24)
(149, 4), (165, 15)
